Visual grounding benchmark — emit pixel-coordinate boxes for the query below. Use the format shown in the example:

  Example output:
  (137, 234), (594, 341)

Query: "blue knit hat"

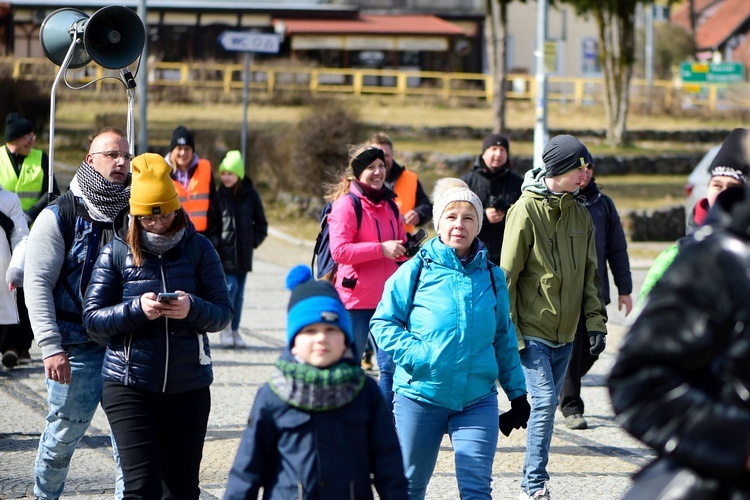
(285, 265), (353, 347)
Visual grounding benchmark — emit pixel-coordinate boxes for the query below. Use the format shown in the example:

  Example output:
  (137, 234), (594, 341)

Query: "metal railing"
(6, 57), (742, 110)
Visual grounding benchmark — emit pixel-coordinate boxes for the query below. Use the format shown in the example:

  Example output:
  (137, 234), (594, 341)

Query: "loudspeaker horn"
(39, 8), (91, 68)
(39, 6), (145, 70)
(82, 6), (145, 70)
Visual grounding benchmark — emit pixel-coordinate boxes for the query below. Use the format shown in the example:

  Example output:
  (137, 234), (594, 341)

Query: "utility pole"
(645, 3), (654, 103)
(533, 0), (549, 167)
(137, 0), (148, 153)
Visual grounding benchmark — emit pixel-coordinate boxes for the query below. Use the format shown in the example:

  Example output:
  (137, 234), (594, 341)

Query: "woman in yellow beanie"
(82, 153), (233, 499)
(206, 150), (268, 348)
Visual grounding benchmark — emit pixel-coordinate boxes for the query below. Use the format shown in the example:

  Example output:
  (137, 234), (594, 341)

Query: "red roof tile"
(275, 15), (465, 37)
(671, 0), (722, 30)
(695, 0), (750, 49)
(733, 33), (750, 68)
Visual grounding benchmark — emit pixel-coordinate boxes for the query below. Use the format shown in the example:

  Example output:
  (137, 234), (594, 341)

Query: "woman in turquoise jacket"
(371, 178), (528, 500)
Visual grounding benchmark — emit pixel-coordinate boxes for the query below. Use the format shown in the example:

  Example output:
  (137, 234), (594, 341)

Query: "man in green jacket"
(501, 134), (607, 500)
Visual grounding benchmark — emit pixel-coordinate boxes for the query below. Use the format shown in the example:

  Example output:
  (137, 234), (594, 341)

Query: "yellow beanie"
(130, 153), (181, 216)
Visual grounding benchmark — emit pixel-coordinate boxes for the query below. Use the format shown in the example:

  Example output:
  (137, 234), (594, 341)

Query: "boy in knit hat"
(501, 135), (607, 500)
(206, 150), (267, 348)
(164, 125), (215, 234)
(461, 133), (523, 264)
(224, 265), (407, 500)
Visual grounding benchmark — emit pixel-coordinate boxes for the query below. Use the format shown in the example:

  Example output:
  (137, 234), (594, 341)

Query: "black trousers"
(559, 314), (599, 417)
(0, 288), (33, 353)
(102, 381), (211, 500)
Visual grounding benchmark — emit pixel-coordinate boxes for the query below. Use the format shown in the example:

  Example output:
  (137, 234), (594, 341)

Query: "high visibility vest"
(0, 147), (44, 212)
(393, 169), (418, 234)
(173, 159), (211, 231)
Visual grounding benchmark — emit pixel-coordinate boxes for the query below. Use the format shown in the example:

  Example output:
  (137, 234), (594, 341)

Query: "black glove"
(498, 395), (531, 437)
(589, 331), (606, 356)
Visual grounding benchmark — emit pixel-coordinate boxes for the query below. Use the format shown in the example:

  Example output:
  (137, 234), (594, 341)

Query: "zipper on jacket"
(549, 238), (558, 271)
(570, 236), (577, 270)
(297, 482), (303, 500)
(123, 332), (133, 386)
(159, 256), (169, 393)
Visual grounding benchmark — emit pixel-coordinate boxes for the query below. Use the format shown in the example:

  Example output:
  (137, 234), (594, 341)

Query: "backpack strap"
(345, 191), (363, 229)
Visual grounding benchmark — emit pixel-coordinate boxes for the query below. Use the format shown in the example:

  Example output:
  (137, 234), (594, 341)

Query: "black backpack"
(311, 192), (399, 281)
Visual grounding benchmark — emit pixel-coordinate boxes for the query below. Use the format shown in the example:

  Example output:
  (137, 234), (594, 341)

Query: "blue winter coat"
(370, 237), (526, 411)
(82, 214), (232, 394)
(224, 353), (408, 500)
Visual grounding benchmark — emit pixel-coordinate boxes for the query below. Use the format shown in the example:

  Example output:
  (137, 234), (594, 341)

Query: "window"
(581, 37), (601, 75)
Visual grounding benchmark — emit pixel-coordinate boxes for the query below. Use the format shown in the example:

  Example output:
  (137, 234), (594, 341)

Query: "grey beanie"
(542, 135), (591, 178)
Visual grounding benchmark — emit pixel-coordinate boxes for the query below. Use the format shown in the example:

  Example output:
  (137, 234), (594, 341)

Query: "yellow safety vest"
(0, 147), (44, 212)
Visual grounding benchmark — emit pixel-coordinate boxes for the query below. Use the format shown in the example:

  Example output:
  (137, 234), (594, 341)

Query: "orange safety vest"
(173, 158), (211, 231)
(393, 169), (418, 234)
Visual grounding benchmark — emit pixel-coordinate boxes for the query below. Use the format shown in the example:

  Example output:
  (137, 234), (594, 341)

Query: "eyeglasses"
(138, 211), (176, 226)
(91, 150), (133, 162)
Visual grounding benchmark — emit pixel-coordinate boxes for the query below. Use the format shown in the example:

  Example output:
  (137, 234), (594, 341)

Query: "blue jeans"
(225, 273), (247, 331)
(35, 343), (123, 499)
(348, 309), (374, 362)
(375, 340), (395, 414)
(520, 339), (574, 496)
(394, 392), (499, 500)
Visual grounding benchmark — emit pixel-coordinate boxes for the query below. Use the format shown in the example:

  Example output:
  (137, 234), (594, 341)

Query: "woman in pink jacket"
(326, 145), (406, 371)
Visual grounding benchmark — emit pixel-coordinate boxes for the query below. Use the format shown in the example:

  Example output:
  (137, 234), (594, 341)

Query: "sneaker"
(2, 349), (18, 368)
(564, 413), (588, 430)
(232, 330), (248, 348)
(220, 329), (234, 348)
(520, 484), (551, 500)
(17, 349), (31, 365)
(361, 350), (373, 371)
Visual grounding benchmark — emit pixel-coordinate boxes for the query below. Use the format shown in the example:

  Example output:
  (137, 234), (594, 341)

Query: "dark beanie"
(5, 113), (34, 143)
(542, 135), (591, 178)
(482, 133), (510, 154)
(285, 265), (353, 347)
(351, 147), (385, 179)
(709, 128), (750, 184)
(169, 126), (195, 151)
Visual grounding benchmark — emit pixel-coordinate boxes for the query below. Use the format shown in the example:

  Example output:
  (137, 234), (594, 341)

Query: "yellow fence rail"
(6, 57), (740, 111)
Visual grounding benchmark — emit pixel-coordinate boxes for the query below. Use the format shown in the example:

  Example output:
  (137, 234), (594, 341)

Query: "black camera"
(404, 228), (428, 257)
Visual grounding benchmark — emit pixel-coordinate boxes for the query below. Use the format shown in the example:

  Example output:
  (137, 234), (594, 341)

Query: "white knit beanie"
(431, 178), (484, 234)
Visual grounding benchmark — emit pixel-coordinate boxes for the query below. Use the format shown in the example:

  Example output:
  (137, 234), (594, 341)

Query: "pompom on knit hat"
(129, 153), (181, 216)
(431, 178), (484, 234)
(4, 113), (34, 143)
(285, 265), (353, 348)
(542, 135), (591, 178)
(482, 133), (510, 154)
(709, 128), (750, 184)
(219, 150), (245, 180)
(169, 125), (195, 151)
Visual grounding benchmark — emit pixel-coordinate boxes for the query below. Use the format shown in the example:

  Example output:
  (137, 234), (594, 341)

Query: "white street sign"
(218, 31), (280, 53)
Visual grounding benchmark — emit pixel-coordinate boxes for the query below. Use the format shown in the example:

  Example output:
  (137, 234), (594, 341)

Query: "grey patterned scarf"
(75, 160), (131, 222)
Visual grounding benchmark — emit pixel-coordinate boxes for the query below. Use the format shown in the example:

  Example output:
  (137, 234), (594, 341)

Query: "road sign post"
(218, 31), (281, 165)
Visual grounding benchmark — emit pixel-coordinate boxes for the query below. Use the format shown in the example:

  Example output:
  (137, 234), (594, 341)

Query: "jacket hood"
(419, 235), (488, 274)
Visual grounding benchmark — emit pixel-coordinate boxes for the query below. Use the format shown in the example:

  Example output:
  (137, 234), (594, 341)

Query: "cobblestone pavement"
(0, 233), (662, 499)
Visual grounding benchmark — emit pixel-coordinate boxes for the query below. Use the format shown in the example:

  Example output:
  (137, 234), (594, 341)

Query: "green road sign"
(680, 61), (745, 84)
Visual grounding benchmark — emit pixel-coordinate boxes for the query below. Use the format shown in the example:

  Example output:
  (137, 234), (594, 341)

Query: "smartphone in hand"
(156, 292), (180, 303)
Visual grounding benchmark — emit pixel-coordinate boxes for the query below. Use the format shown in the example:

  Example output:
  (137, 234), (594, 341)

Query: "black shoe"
(2, 349), (19, 368)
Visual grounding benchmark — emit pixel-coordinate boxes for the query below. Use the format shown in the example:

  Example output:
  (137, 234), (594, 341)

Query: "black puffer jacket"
(83, 213), (232, 394)
(608, 190), (750, 497)
(461, 156), (523, 264)
(207, 177), (268, 275)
